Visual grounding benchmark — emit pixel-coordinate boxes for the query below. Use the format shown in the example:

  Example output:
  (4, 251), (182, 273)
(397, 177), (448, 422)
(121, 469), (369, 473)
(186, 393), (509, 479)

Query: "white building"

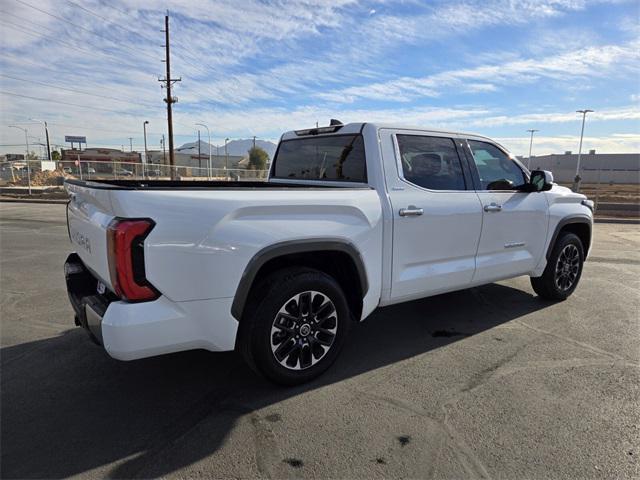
(524, 151), (639, 184)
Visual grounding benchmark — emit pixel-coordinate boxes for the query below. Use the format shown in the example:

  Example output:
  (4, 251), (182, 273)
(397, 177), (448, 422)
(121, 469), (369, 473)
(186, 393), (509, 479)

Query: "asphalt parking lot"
(1, 202), (638, 479)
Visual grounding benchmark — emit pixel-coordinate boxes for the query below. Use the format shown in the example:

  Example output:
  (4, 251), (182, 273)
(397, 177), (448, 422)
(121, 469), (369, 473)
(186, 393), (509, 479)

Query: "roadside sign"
(65, 136), (86, 143)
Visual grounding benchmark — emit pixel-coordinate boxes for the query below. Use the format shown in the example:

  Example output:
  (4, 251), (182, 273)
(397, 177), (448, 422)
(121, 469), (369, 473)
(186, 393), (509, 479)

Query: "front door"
(381, 131), (484, 302)
(465, 139), (548, 284)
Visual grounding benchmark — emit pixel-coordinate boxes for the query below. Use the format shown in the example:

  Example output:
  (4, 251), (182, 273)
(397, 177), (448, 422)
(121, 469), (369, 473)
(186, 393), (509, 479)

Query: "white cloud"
(470, 105), (640, 127)
(316, 41), (640, 103)
(496, 133), (640, 155)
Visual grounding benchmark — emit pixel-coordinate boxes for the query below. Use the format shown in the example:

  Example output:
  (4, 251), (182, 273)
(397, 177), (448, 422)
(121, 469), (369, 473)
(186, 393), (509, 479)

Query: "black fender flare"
(546, 214), (592, 259)
(231, 239), (369, 320)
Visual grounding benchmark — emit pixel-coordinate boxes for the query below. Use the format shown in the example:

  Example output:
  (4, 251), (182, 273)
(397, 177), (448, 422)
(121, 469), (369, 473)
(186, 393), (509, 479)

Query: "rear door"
(464, 139), (548, 283)
(380, 130), (483, 302)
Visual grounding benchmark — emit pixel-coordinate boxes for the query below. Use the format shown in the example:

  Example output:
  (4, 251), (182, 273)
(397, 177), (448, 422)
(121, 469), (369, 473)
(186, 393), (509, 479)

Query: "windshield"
(272, 135), (367, 182)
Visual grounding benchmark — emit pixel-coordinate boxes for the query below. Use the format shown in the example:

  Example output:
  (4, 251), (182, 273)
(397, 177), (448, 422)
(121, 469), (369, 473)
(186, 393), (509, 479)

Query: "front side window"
(272, 135), (366, 182)
(468, 140), (526, 190)
(396, 135), (466, 191)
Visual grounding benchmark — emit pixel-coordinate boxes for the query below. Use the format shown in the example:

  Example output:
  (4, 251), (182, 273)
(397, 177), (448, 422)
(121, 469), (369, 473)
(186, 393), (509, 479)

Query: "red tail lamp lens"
(107, 218), (158, 302)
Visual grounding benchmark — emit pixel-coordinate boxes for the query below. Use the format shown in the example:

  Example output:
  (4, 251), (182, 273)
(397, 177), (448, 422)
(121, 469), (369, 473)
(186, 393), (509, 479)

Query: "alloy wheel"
(554, 244), (580, 291)
(270, 291), (338, 370)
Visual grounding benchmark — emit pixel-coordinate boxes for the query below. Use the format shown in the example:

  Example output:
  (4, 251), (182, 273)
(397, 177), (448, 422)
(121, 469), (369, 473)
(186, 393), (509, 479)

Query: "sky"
(0, 0), (639, 157)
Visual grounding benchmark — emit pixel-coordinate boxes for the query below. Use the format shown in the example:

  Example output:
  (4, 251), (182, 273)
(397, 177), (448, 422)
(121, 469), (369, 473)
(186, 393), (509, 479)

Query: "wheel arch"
(546, 215), (592, 260)
(231, 239), (369, 322)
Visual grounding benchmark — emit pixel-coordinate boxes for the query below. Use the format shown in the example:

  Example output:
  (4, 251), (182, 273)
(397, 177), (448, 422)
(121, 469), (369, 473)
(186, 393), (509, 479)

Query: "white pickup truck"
(64, 122), (594, 384)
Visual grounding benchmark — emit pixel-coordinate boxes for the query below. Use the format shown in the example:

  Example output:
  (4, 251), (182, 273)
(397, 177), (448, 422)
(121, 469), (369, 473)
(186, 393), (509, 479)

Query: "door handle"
(399, 206), (424, 217)
(483, 203), (502, 212)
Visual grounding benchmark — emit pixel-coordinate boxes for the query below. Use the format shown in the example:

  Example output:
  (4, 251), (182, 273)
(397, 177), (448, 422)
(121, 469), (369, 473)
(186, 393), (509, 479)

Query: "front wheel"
(238, 268), (352, 385)
(531, 232), (584, 300)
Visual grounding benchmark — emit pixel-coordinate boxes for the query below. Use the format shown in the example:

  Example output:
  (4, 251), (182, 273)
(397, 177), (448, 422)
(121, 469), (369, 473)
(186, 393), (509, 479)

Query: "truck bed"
(64, 178), (370, 190)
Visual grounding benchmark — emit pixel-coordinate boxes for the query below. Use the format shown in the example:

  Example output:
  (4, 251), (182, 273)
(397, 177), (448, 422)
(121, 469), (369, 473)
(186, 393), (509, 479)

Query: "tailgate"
(66, 182), (116, 290)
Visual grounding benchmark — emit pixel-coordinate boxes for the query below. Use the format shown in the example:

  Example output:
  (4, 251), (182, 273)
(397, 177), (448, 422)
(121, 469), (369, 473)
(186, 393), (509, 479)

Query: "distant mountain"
(177, 138), (277, 159)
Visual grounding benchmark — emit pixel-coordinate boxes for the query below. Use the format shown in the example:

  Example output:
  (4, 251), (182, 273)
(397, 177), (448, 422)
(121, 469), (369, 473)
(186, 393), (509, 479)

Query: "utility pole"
(44, 122), (51, 161)
(159, 13), (181, 179)
(30, 118), (51, 161)
(526, 129), (539, 170)
(128, 137), (133, 152)
(573, 109), (594, 193)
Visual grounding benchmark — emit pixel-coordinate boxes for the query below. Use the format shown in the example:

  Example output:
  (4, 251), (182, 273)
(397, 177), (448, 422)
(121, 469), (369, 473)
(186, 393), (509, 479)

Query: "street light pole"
(224, 137), (229, 180)
(195, 123), (212, 179)
(30, 118), (51, 161)
(9, 125), (31, 195)
(197, 129), (202, 172)
(161, 134), (166, 164)
(526, 129), (539, 170)
(573, 109), (594, 192)
(143, 121), (149, 178)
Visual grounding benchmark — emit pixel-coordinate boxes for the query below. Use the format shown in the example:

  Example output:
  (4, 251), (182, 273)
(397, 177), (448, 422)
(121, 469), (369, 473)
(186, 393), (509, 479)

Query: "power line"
(0, 74), (159, 109)
(3, 121), (169, 137)
(3, 8), (222, 106)
(95, 0), (228, 97)
(1, 54), (60, 73)
(61, 6), (225, 103)
(0, 18), (145, 71)
(12, 0), (157, 63)
(64, 0), (159, 45)
(99, 2), (136, 20)
(0, 90), (157, 116)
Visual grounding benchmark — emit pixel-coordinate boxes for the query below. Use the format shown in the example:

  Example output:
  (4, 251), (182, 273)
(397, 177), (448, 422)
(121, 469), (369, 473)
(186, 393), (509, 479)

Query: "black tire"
(237, 267), (352, 386)
(531, 232), (584, 300)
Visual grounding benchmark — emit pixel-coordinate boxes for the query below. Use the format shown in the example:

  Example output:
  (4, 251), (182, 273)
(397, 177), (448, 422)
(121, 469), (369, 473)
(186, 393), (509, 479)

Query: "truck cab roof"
(280, 122), (495, 144)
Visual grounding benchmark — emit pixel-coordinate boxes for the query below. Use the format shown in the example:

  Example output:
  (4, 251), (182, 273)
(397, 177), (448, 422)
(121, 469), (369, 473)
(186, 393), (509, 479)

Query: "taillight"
(106, 218), (159, 302)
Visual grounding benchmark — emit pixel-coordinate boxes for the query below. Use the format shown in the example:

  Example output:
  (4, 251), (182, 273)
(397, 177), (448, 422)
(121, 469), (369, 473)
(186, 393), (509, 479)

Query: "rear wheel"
(238, 268), (351, 385)
(531, 232), (584, 300)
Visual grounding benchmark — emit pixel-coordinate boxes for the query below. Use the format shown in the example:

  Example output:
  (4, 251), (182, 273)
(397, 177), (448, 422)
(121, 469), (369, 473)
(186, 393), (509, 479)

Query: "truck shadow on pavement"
(1, 283), (553, 479)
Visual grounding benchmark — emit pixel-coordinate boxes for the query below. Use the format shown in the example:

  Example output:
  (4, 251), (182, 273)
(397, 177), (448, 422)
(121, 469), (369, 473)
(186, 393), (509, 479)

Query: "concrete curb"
(594, 217), (640, 225)
(0, 198), (69, 205)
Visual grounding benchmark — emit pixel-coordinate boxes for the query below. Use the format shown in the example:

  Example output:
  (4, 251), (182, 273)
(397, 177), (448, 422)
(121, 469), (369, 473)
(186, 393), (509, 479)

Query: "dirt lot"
(559, 183), (639, 204)
(1, 203), (639, 479)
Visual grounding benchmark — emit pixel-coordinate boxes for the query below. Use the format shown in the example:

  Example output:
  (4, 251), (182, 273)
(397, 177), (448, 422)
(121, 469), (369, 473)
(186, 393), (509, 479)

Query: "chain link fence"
(1, 160), (269, 194)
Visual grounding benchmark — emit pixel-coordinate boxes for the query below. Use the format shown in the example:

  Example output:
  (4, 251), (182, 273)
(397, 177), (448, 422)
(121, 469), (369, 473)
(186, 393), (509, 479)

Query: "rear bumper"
(65, 253), (112, 345)
(64, 253), (239, 360)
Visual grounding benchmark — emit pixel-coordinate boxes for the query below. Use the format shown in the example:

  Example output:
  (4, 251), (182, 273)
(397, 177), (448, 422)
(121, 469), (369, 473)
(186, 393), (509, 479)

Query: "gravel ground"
(1, 203), (638, 479)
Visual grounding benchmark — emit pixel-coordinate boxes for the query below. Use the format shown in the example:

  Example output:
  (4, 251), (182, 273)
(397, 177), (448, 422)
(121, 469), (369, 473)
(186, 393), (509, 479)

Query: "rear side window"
(468, 140), (526, 190)
(273, 135), (367, 182)
(396, 135), (466, 190)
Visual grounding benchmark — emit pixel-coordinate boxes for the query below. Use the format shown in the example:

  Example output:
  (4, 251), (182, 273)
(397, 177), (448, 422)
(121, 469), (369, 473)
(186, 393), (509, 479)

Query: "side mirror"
(530, 170), (554, 192)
